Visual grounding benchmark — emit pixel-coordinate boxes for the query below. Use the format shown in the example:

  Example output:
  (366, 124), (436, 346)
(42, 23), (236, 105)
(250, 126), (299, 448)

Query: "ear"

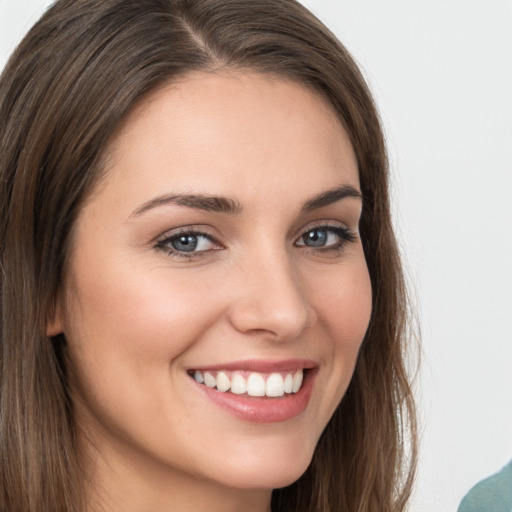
(46, 296), (64, 337)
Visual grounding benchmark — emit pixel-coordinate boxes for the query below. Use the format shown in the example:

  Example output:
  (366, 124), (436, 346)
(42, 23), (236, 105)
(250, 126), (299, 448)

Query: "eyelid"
(154, 225), (216, 242)
(294, 220), (357, 239)
(154, 225), (224, 259)
(294, 222), (358, 250)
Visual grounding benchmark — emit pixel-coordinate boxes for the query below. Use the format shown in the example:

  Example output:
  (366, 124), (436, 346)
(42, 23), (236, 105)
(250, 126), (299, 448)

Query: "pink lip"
(189, 360), (318, 424)
(190, 358), (317, 373)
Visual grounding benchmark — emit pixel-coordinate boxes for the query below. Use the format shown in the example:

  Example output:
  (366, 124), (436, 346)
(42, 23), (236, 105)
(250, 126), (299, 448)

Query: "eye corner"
(294, 224), (358, 253)
(154, 226), (224, 261)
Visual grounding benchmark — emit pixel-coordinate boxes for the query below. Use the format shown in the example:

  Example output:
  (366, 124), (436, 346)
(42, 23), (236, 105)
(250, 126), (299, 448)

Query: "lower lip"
(194, 371), (316, 423)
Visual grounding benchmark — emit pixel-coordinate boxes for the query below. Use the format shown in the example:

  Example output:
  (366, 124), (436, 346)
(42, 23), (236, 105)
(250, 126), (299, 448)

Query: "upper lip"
(189, 358), (318, 373)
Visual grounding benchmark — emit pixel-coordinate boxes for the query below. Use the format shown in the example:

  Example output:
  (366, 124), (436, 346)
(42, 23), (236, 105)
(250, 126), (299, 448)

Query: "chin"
(209, 436), (316, 491)
(221, 464), (310, 491)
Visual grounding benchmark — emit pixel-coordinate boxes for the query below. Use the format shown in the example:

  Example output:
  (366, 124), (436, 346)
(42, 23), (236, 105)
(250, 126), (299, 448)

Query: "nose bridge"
(228, 244), (316, 340)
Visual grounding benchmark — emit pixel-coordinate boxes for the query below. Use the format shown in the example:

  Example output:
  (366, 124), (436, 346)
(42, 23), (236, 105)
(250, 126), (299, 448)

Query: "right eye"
(155, 229), (223, 259)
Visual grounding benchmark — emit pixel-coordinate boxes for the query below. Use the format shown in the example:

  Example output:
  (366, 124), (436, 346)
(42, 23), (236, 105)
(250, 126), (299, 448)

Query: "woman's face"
(51, 73), (372, 504)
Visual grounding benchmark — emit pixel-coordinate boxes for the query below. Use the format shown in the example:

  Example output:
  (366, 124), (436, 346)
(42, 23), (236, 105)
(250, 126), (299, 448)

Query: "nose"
(227, 253), (317, 342)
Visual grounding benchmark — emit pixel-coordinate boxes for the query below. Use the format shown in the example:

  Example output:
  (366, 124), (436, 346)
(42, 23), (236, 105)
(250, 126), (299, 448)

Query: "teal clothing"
(457, 460), (512, 512)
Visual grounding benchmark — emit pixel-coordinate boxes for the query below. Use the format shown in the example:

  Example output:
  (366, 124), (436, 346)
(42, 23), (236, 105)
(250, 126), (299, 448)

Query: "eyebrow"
(300, 185), (362, 212)
(130, 184), (362, 218)
(130, 193), (243, 217)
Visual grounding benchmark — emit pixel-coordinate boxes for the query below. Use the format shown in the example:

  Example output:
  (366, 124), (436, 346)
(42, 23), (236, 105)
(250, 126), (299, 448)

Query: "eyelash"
(155, 224), (357, 260)
(155, 228), (223, 260)
(295, 225), (357, 254)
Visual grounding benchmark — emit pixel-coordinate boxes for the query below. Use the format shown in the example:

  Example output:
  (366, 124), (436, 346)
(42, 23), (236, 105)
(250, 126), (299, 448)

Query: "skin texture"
(49, 72), (372, 512)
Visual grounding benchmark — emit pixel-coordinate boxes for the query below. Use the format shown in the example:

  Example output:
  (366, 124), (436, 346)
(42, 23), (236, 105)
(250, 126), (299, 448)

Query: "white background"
(1, 1), (511, 511)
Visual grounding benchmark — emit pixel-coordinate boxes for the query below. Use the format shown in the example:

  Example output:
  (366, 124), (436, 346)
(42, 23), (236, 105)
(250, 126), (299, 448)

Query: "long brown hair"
(0, 1), (417, 511)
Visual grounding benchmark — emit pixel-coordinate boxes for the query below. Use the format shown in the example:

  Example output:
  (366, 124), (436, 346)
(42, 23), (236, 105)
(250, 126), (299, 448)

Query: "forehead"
(99, 71), (359, 208)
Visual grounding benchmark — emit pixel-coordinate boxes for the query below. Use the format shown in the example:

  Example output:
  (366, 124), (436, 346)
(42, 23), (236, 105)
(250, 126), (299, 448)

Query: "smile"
(188, 361), (317, 423)
(190, 369), (304, 397)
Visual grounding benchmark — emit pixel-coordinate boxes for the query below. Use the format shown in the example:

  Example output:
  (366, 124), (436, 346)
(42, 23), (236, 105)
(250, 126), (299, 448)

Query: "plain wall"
(1, 1), (511, 511)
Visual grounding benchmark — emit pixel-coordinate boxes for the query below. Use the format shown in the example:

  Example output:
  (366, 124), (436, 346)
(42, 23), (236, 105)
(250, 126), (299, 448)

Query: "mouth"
(187, 360), (317, 423)
(188, 369), (305, 397)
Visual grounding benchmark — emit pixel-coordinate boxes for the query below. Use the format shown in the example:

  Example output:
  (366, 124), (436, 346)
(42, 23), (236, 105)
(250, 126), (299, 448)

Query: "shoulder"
(457, 460), (512, 512)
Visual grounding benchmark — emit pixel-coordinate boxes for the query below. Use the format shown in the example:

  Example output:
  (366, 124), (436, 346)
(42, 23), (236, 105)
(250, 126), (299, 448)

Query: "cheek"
(60, 255), (233, 439)
(317, 262), (372, 346)
(64, 257), (223, 365)
(310, 261), (372, 406)
(61, 256), (230, 446)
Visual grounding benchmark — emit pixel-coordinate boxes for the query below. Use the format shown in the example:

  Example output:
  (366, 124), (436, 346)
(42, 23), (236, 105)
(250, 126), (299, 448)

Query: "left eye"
(295, 226), (353, 249)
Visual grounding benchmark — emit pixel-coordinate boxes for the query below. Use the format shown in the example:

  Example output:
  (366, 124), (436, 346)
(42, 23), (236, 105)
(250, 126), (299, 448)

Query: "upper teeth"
(193, 369), (304, 397)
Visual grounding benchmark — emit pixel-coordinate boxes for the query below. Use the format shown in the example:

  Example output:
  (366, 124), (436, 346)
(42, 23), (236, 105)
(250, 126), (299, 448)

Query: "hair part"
(0, 1), (417, 511)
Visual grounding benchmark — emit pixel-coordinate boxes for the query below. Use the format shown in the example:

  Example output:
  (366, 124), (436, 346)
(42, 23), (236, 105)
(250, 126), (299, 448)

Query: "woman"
(0, 0), (417, 511)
